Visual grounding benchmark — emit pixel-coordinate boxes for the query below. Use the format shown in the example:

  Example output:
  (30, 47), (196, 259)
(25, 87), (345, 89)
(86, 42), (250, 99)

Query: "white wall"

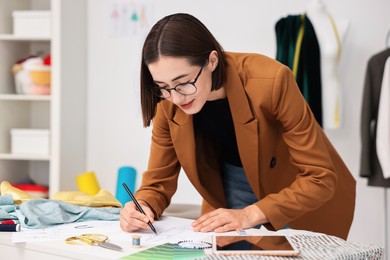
(87, 0), (390, 254)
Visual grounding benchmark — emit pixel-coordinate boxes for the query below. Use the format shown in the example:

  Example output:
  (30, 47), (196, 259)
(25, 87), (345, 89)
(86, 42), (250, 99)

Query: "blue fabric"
(222, 162), (259, 209)
(0, 194), (14, 205)
(18, 199), (120, 228)
(0, 195), (19, 221)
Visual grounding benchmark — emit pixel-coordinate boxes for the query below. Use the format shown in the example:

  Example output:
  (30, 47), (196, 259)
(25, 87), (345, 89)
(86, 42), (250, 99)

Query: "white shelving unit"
(0, 0), (87, 197)
(0, 34), (50, 41)
(0, 94), (51, 101)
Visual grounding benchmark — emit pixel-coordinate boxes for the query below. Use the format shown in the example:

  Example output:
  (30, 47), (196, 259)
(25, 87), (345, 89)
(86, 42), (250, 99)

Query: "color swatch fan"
(121, 243), (206, 260)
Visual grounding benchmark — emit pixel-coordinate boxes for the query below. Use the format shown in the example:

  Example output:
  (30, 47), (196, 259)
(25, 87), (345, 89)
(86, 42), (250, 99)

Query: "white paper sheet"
(12, 216), (211, 244)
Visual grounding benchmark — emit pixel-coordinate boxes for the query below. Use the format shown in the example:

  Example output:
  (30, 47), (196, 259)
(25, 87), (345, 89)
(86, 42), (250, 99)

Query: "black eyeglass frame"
(149, 65), (204, 98)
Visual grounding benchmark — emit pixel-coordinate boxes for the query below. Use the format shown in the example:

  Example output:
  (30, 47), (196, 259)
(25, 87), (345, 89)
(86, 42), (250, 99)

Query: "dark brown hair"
(140, 13), (227, 127)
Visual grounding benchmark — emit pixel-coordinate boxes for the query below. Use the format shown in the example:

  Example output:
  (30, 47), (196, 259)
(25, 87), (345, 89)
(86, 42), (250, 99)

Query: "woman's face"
(147, 52), (224, 115)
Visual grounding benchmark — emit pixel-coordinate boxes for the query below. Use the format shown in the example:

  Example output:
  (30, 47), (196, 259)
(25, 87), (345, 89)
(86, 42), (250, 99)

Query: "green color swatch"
(121, 243), (205, 260)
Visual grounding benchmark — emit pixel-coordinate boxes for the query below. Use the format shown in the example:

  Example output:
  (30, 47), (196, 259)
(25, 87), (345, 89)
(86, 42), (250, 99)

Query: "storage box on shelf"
(12, 11), (51, 38)
(11, 129), (50, 156)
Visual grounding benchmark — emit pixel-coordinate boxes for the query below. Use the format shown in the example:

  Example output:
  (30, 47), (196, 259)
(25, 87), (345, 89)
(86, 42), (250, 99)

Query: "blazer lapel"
(170, 109), (225, 207)
(225, 60), (260, 196)
(170, 109), (199, 186)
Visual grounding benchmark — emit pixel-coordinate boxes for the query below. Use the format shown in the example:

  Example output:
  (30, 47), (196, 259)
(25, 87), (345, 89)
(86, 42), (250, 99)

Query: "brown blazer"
(136, 52), (356, 239)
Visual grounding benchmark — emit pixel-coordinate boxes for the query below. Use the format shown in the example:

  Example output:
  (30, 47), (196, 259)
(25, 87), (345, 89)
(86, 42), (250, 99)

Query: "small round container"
(29, 65), (51, 86)
(132, 235), (141, 248)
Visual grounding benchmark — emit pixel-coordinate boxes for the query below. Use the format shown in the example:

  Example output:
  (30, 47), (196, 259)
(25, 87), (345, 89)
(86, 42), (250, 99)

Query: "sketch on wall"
(109, 0), (155, 39)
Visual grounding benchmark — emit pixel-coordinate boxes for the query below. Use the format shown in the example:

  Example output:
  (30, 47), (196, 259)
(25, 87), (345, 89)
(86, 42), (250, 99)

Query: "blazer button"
(270, 157), (277, 168)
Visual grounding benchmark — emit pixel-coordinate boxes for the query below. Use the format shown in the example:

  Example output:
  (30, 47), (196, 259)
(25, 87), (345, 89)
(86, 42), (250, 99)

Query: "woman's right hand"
(120, 200), (155, 232)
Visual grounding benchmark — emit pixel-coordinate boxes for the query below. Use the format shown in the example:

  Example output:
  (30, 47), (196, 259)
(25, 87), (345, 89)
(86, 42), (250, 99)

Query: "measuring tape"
(177, 240), (212, 249)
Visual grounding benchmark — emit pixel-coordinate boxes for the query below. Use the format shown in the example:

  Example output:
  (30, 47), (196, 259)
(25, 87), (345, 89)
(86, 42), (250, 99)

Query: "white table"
(0, 231), (134, 260)
(0, 220), (384, 260)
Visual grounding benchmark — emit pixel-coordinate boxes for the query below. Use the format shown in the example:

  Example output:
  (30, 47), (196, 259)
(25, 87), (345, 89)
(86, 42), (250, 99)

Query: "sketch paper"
(12, 216), (211, 245)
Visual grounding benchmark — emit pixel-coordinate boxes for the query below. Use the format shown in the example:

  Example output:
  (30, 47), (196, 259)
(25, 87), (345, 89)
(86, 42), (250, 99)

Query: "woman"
(120, 13), (356, 239)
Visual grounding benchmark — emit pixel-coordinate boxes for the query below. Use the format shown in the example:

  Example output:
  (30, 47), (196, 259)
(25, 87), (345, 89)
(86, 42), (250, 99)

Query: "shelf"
(0, 153), (50, 161)
(0, 34), (50, 41)
(0, 94), (51, 101)
(0, 0), (87, 197)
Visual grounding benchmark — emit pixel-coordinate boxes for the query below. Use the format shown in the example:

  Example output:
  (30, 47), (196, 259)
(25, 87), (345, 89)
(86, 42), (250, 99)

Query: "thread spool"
(132, 235), (141, 248)
(76, 171), (100, 195)
(116, 166), (137, 207)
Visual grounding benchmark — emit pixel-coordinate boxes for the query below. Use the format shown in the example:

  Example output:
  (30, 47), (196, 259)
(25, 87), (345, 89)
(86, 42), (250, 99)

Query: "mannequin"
(306, 0), (349, 129)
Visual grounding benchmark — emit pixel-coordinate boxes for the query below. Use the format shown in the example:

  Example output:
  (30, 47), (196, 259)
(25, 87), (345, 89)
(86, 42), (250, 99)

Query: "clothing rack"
(385, 189), (388, 260)
(385, 29), (389, 260)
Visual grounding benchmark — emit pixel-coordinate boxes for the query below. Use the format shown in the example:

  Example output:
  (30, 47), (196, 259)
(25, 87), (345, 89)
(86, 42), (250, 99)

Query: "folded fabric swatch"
(0, 181), (37, 204)
(52, 190), (122, 208)
(1, 180), (121, 208)
(18, 199), (120, 229)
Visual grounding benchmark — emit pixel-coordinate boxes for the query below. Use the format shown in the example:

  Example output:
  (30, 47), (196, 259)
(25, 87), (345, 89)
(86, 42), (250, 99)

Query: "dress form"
(306, 0), (349, 129)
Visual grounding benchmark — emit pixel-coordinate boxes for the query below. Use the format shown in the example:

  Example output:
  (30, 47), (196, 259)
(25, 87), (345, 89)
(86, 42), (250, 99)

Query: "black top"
(193, 98), (242, 167)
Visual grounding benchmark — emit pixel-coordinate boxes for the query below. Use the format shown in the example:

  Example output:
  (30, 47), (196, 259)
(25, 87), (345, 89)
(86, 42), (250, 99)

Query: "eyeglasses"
(149, 65), (203, 98)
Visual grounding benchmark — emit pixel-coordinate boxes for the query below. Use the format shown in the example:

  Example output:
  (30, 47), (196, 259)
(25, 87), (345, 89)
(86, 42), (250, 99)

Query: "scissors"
(65, 233), (123, 251)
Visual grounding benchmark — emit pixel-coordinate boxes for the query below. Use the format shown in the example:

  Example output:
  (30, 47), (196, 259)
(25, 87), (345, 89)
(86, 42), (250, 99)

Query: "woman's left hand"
(191, 205), (268, 233)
